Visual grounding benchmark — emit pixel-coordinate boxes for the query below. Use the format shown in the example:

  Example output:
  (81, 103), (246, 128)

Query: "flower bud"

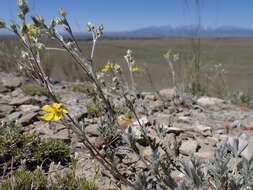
(55, 17), (65, 25)
(22, 6), (29, 15)
(99, 24), (104, 32)
(87, 22), (94, 32)
(10, 22), (18, 32)
(17, 0), (29, 15)
(21, 23), (28, 34)
(17, 11), (25, 19)
(60, 8), (67, 17)
(32, 16), (44, 27)
(0, 19), (5, 28)
(17, 0), (27, 9)
(96, 29), (101, 37)
(126, 49), (132, 56)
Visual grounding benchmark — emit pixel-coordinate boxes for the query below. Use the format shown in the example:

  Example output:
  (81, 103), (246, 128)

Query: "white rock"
(197, 96), (224, 106)
(159, 88), (175, 97)
(180, 139), (198, 155)
(20, 105), (40, 112)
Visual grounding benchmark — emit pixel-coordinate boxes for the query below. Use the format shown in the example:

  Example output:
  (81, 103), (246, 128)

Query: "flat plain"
(0, 36), (253, 94)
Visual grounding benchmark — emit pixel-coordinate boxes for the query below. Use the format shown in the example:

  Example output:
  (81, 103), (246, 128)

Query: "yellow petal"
(130, 60), (136, 65)
(54, 112), (62, 120)
(42, 105), (54, 112)
(26, 24), (31, 29)
(101, 68), (108, 72)
(42, 112), (54, 121)
(52, 103), (61, 109)
(131, 67), (140, 72)
(61, 108), (68, 113)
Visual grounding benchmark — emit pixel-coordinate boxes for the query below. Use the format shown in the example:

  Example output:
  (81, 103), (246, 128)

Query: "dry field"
(1, 36), (253, 94)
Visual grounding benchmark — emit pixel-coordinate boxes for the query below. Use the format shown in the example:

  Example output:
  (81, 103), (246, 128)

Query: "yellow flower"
(130, 60), (137, 65)
(101, 63), (113, 72)
(131, 66), (139, 72)
(26, 24), (37, 38)
(164, 50), (172, 57)
(41, 103), (68, 121)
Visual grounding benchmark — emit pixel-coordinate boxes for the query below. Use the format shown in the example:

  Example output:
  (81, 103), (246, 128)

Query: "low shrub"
(69, 81), (96, 95)
(0, 122), (70, 174)
(21, 82), (48, 96)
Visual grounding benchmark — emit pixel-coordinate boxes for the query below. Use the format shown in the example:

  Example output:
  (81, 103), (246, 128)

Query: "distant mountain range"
(104, 25), (253, 37)
(2, 25), (253, 37)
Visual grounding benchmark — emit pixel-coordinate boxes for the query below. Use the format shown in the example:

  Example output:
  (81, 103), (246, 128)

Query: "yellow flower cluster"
(101, 63), (113, 72)
(130, 60), (139, 72)
(42, 103), (68, 121)
(26, 24), (37, 38)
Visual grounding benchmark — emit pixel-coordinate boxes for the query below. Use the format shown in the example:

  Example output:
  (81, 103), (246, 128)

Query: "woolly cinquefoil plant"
(0, 0), (134, 188)
(1, 1), (253, 190)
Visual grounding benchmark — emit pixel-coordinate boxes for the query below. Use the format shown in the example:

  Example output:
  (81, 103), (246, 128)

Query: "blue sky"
(0, 0), (253, 32)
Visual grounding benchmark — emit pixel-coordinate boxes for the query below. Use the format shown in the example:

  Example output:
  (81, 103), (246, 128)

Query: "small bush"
(0, 122), (97, 190)
(0, 122), (71, 175)
(69, 81), (96, 95)
(0, 165), (98, 190)
(85, 100), (104, 118)
(34, 139), (70, 165)
(21, 82), (48, 96)
(231, 90), (253, 109)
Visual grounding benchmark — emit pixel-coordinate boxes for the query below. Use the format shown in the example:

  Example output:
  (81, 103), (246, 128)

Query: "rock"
(19, 105), (40, 112)
(60, 90), (88, 105)
(9, 96), (36, 106)
(87, 136), (104, 147)
(149, 100), (164, 112)
(0, 82), (8, 93)
(142, 92), (157, 101)
(32, 121), (70, 141)
(11, 88), (24, 97)
(7, 112), (22, 121)
(193, 124), (212, 136)
(177, 116), (192, 124)
(85, 124), (100, 137)
(0, 104), (14, 114)
(180, 139), (199, 156)
(0, 94), (11, 104)
(33, 95), (48, 103)
(159, 88), (175, 97)
(67, 104), (87, 120)
(154, 113), (172, 125)
(197, 96), (224, 106)
(195, 149), (214, 160)
(18, 112), (38, 126)
(1, 74), (22, 89)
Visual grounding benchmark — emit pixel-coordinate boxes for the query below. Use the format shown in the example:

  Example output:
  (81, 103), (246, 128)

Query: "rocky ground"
(1, 71), (253, 189)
